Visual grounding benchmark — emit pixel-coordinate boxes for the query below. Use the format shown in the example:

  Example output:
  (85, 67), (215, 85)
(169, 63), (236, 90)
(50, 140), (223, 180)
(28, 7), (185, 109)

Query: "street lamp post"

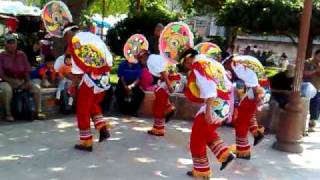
(272, 0), (313, 153)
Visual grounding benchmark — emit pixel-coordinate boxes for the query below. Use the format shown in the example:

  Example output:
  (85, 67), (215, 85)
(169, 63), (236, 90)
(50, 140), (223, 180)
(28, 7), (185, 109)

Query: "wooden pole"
(273, 0), (313, 153)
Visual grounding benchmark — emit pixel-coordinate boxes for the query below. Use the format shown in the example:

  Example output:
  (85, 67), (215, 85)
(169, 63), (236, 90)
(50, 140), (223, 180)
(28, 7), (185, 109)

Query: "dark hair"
(179, 48), (198, 62)
(44, 55), (55, 62)
(315, 49), (320, 55)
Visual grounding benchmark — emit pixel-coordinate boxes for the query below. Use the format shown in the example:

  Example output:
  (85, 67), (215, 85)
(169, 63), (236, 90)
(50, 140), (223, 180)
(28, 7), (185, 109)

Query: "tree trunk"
(52, 0), (89, 57)
(224, 27), (238, 50)
(306, 33), (314, 59)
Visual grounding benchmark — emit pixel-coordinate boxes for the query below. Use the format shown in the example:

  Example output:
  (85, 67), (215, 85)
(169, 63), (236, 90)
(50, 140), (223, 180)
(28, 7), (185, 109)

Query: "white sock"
(56, 91), (61, 100)
(68, 97), (73, 106)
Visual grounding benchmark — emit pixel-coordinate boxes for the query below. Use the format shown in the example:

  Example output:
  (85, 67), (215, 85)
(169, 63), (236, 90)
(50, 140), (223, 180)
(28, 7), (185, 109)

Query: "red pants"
(151, 88), (174, 135)
(190, 113), (231, 177)
(234, 97), (257, 156)
(76, 83), (107, 145)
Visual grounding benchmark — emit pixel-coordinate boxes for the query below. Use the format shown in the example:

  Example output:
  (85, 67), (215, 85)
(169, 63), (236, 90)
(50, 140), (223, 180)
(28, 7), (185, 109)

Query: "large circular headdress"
(194, 42), (222, 60)
(41, 1), (73, 38)
(123, 34), (149, 63)
(159, 22), (194, 64)
(70, 32), (113, 74)
(232, 55), (266, 80)
(146, 54), (168, 77)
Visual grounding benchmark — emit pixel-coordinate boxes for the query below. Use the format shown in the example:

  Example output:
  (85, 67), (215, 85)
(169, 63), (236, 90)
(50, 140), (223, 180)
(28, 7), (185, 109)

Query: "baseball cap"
(4, 34), (17, 42)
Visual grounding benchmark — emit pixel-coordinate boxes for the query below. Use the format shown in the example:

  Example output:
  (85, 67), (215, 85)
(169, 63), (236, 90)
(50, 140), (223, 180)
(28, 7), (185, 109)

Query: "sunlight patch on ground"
(134, 157), (156, 163)
(49, 167), (65, 172)
(288, 151), (320, 169)
(154, 171), (169, 178)
(38, 148), (49, 152)
(88, 165), (99, 169)
(175, 127), (191, 133)
(132, 127), (151, 132)
(128, 147), (140, 151)
(177, 158), (192, 165)
(0, 154), (34, 161)
(56, 121), (74, 129)
(108, 137), (122, 141)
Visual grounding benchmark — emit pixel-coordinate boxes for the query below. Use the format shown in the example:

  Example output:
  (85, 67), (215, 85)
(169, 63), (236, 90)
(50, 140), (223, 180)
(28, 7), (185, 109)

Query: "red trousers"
(234, 97), (257, 156)
(190, 113), (230, 177)
(76, 83), (107, 145)
(151, 88), (174, 135)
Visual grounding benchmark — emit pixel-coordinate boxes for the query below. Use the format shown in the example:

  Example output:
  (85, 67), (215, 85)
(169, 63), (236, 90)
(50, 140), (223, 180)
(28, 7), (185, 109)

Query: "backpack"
(11, 89), (35, 121)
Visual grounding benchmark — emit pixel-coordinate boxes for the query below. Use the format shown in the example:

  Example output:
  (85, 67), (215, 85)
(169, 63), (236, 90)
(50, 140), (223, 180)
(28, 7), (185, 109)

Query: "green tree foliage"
(106, 1), (179, 56)
(215, 0), (301, 36)
(214, 0), (320, 57)
(89, 0), (130, 16)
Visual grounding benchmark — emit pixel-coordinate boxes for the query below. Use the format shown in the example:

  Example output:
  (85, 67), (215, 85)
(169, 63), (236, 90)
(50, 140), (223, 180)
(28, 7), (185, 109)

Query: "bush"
(106, 5), (179, 56)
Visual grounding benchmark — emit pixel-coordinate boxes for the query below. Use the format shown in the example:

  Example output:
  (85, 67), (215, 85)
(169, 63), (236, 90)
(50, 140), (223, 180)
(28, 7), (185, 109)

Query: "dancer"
(63, 24), (113, 152)
(223, 55), (269, 159)
(181, 49), (235, 179)
(146, 53), (179, 136)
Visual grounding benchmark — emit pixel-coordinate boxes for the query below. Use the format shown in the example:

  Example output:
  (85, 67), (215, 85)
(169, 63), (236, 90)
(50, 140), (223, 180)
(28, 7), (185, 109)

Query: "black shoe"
(236, 154), (251, 160)
(165, 109), (175, 123)
(253, 132), (264, 146)
(186, 171), (193, 177)
(99, 128), (111, 142)
(220, 153), (236, 171)
(74, 144), (93, 152)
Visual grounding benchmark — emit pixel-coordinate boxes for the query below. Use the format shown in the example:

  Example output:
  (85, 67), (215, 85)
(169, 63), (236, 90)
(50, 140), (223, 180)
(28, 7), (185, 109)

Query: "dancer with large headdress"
(161, 22), (235, 179)
(42, 1), (113, 152)
(146, 22), (191, 136)
(223, 55), (270, 159)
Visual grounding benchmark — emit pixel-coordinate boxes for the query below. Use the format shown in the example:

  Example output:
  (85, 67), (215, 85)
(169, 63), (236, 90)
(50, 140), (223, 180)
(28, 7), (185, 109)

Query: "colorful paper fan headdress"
(195, 42), (222, 60)
(159, 22), (194, 64)
(232, 55), (266, 80)
(70, 32), (113, 74)
(41, 1), (73, 38)
(123, 34), (149, 63)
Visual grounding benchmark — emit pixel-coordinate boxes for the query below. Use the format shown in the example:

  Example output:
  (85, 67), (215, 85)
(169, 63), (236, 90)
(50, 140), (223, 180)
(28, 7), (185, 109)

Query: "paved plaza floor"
(0, 116), (319, 180)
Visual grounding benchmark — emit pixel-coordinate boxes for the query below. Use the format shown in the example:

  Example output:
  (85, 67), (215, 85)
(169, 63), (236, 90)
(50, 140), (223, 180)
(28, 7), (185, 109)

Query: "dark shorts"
(310, 92), (320, 121)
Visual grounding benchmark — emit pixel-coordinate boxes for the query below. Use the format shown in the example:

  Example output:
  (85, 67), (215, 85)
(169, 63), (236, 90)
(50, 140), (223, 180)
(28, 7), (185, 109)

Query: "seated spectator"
(136, 50), (158, 91)
(0, 34), (45, 121)
(115, 59), (144, 116)
(270, 64), (294, 108)
(56, 54), (73, 102)
(31, 55), (57, 88)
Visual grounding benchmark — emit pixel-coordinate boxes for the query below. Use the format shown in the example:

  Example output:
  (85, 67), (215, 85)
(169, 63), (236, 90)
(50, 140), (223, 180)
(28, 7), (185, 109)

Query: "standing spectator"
(148, 23), (164, 54)
(115, 60), (144, 116)
(304, 49), (320, 132)
(0, 34), (45, 121)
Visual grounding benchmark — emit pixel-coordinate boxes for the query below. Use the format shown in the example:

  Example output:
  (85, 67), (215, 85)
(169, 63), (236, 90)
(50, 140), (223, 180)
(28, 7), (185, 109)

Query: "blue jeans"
(310, 92), (320, 121)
